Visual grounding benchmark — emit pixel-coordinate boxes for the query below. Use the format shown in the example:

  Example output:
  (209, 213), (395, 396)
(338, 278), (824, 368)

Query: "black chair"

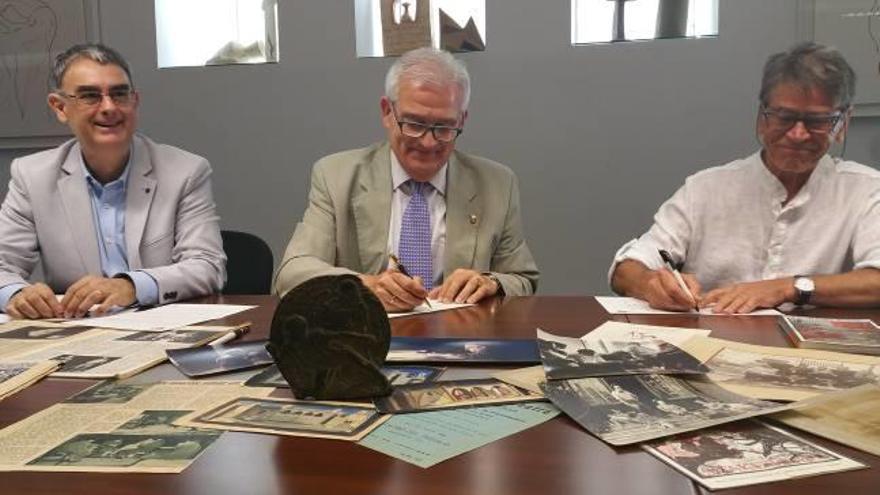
(221, 230), (274, 295)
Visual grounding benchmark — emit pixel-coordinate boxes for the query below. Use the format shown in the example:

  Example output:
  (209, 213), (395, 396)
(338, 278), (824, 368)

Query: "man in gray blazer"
(0, 43), (225, 319)
(274, 48), (538, 310)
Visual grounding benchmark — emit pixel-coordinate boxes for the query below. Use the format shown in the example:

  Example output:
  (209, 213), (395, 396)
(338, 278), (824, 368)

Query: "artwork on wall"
(355, 0), (485, 58)
(0, 0), (100, 147)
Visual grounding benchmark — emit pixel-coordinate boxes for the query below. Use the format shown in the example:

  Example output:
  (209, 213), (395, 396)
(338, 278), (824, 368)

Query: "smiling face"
(757, 82), (846, 177)
(380, 78), (466, 182)
(47, 57), (139, 162)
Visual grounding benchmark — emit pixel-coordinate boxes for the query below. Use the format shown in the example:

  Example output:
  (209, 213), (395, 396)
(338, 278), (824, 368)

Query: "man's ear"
(833, 111), (851, 144)
(47, 93), (69, 124)
(379, 96), (394, 130)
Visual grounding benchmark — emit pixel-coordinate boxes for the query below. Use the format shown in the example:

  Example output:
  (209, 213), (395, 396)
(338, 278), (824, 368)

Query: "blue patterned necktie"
(398, 180), (434, 290)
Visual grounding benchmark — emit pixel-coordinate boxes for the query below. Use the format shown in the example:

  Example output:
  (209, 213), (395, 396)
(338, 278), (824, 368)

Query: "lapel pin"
(469, 214), (477, 225)
(145, 188), (151, 193)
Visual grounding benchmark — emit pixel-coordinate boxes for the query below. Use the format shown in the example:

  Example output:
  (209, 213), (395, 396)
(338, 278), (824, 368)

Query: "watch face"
(795, 277), (815, 292)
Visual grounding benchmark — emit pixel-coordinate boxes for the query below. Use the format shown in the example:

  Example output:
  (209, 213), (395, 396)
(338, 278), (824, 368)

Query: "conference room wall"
(0, 0), (878, 295)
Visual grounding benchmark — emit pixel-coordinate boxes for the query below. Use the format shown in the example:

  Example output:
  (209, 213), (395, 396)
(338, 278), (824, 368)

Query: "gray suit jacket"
(274, 142), (539, 296)
(0, 134), (226, 303)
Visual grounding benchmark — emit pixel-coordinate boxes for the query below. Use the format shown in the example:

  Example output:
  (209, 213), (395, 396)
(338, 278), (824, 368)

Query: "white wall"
(1, 0), (878, 294)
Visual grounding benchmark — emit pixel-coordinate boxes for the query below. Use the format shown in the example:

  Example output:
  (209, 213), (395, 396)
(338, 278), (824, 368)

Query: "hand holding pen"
(658, 249), (700, 311)
(388, 254), (433, 309)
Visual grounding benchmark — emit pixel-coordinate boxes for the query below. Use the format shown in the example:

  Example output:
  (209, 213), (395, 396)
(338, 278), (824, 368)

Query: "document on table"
(358, 402), (559, 468)
(69, 303), (255, 331)
(595, 296), (781, 316)
(387, 300), (473, 319)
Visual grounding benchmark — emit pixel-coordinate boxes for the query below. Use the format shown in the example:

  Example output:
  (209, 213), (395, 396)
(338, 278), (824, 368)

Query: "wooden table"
(1, 296), (878, 495)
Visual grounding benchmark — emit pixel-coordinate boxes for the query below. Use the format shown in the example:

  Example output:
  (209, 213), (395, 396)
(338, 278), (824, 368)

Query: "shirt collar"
(80, 147), (134, 193)
(390, 149), (447, 196)
(753, 150), (833, 206)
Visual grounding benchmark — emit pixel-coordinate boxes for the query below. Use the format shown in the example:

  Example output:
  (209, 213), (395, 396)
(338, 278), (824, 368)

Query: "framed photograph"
(181, 397), (388, 441)
(374, 378), (541, 413)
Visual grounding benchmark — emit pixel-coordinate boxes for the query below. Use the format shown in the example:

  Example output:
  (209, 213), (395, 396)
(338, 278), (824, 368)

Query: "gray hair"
(759, 42), (856, 110)
(384, 47), (471, 111)
(51, 43), (133, 91)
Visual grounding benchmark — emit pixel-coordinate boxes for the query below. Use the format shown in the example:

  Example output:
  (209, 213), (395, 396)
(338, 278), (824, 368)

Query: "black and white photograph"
(166, 341), (273, 377)
(115, 329), (220, 345)
(184, 397), (387, 441)
(64, 381), (151, 405)
(644, 420), (866, 490)
(374, 378), (540, 414)
(541, 374), (792, 445)
(706, 348), (880, 394)
(51, 354), (120, 373)
(27, 432), (219, 470)
(115, 410), (211, 436)
(245, 364), (443, 388)
(387, 337), (539, 363)
(537, 328), (708, 379)
(0, 325), (92, 340)
(0, 362), (29, 383)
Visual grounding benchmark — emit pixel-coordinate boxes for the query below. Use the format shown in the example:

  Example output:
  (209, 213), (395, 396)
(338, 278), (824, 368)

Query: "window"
(355, 0), (486, 58)
(155, 0), (279, 68)
(571, 0), (717, 45)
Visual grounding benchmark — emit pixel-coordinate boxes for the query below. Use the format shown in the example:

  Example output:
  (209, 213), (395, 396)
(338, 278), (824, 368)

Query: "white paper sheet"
(387, 299), (473, 319)
(68, 303), (255, 331)
(595, 296), (781, 316)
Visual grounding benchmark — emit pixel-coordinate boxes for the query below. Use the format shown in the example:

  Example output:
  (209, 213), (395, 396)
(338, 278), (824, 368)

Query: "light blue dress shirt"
(0, 151), (159, 311)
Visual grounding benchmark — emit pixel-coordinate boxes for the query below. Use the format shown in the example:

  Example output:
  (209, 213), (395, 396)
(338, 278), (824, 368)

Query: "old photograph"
(27, 432), (219, 470)
(115, 329), (219, 344)
(184, 397), (387, 441)
(51, 354), (120, 373)
(0, 362), (29, 382)
(537, 328), (707, 379)
(166, 341), (273, 377)
(780, 316), (880, 354)
(374, 378), (539, 413)
(114, 410), (211, 435)
(387, 337), (539, 363)
(64, 381), (152, 404)
(0, 325), (92, 340)
(645, 420), (865, 490)
(706, 348), (880, 394)
(542, 374), (792, 445)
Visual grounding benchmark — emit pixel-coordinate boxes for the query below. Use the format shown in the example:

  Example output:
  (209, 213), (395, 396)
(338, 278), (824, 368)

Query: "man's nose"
(785, 120), (812, 141)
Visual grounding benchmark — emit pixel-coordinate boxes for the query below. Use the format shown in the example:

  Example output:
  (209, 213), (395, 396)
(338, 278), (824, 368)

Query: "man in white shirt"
(610, 42), (880, 313)
(274, 48), (538, 310)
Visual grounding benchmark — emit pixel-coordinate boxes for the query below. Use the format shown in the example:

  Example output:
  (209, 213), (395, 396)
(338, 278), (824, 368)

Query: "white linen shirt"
(610, 152), (880, 291)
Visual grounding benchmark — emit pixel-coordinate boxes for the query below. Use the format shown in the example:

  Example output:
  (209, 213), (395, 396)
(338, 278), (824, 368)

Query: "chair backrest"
(221, 230), (274, 295)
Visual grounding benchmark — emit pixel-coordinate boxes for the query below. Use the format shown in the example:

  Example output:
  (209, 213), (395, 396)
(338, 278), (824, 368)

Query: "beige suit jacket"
(274, 142), (539, 296)
(0, 134), (226, 303)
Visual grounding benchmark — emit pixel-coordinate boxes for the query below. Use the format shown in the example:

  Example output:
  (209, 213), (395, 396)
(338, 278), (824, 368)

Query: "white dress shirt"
(610, 152), (880, 291)
(387, 150), (447, 286)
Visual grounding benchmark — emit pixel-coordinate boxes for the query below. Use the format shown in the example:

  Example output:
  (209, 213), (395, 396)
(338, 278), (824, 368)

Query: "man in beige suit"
(275, 48), (538, 310)
(0, 43), (226, 319)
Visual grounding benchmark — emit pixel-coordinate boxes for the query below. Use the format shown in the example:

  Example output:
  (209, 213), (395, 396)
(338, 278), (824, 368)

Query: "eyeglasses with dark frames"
(760, 105), (843, 135)
(57, 88), (136, 108)
(391, 104), (463, 143)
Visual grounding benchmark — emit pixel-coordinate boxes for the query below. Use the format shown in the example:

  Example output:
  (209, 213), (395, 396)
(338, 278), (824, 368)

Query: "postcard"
(387, 337), (539, 363)
(542, 374), (793, 446)
(374, 378), (541, 414)
(537, 326), (707, 379)
(166, 340), (273, 377)
(779, 315), (880, 355)
(178, 397), (388, 441)
(359, 402), (559, 468)
(644, 420), (865, 490)
(245, 364), (444, 388)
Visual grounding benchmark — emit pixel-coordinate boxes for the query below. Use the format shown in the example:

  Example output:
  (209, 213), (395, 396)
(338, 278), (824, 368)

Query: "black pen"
(658, 249), (698, 311)
(388, 254), (433, 309)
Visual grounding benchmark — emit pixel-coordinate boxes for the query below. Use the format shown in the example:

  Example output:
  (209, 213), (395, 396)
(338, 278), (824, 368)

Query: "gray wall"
(1, 0), (878, 295)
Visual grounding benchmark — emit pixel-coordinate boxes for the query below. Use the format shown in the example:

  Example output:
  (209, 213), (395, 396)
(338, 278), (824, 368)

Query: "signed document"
(387, 300), (473, 319)
(359, 403), (559, 468)
(72, 304), (255, 331)
(595, 297), (782, 316)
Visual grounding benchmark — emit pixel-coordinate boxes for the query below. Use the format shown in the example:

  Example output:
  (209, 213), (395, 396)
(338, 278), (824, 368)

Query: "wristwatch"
(793, 276), (815, 306)
(484, 273), (505, 296)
